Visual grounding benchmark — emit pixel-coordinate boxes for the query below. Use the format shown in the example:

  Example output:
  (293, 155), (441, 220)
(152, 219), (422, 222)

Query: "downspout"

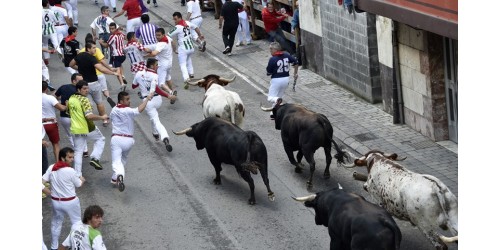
(392, 21), (404, 124)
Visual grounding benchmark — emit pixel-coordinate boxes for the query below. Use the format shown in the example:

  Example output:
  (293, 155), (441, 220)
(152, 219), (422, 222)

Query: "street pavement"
(146, 0), (458, 195)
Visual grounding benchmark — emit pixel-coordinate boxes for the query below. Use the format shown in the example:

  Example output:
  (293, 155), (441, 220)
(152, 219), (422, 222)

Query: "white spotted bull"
(344, 150), (458, 250)
(187, 74), (245, 128)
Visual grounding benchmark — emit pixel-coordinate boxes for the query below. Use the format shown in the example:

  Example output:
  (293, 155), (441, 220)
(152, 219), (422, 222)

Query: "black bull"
(173, 117), (275, 205)
(262, 100), (349, 188)
(294, 187), (402, 250)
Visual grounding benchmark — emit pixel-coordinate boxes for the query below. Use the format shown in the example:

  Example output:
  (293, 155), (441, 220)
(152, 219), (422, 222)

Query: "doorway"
(444, 38), (458, 143)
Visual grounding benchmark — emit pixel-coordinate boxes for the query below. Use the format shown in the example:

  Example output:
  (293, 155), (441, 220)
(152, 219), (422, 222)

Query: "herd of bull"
(171, 74), (458, 250)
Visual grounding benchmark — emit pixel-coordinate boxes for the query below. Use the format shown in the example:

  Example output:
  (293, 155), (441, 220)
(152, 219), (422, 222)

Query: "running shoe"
(90, 158), (103, 170)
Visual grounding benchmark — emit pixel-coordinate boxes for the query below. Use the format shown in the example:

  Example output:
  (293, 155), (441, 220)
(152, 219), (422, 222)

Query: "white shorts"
(97, 74), (108, 92)
(88, 81), (103, 105)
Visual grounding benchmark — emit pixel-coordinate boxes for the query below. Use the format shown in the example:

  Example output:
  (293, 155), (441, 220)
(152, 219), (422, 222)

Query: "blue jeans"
(268, 28), (294, 55)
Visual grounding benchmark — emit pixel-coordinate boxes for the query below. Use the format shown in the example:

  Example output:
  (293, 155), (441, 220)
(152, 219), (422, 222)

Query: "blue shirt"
(291, 9), (299, 30)
(266, 53), (297, 78)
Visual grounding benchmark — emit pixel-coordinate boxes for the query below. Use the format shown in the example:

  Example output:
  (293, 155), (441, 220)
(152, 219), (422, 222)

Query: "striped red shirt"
(107, 32), (126, 56)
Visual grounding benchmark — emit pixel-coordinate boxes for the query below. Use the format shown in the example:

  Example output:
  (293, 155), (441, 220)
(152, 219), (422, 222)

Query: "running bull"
(187, 74), (245, 128)
(173, 117), (274, 205)
(261, 99), (349, 188)
(293, 184), (402, 250)
(344, 150), (458, 249)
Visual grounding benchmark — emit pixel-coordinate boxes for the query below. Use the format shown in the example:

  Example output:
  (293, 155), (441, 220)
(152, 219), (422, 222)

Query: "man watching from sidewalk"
(67, 80), (109, 177)
(219, 0), (243, 56)
(262, 2), (295, 55)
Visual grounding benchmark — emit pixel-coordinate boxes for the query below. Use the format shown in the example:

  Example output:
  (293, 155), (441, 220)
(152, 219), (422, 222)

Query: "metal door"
(444, 38), (458, 142)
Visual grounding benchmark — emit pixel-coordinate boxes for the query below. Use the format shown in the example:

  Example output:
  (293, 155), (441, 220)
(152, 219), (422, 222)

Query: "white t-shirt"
(153, 39), (173, 66)
(187, 0), (202, 19)
(51, 5), (69, 26)
(90, 15), (116, 34)
(42, 93), (59, 119)
(110, 106), (140, 136)
(42, 164), (82, 199)
(42, 8), (58, 35)
(133, 69), (159, 98)
(62, 221), (107, 250)
(167, 22), (197, 51)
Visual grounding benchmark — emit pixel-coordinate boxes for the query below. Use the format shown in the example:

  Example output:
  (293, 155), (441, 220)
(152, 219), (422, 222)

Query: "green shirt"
(68, 93), (95, 134)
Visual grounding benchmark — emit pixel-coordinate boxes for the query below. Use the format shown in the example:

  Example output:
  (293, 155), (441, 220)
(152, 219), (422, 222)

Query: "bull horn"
(292, 194), (317, 202)
(172, 127), (192, 135)
(342, 162), (357, 168)
(260, 102), (273, 112)
(439, 235), (458, 243)
(187, 78), (204, 86)
(338, 183), (343, 189)
(395, 156), (407, 161)
(219, 75), (236, 83)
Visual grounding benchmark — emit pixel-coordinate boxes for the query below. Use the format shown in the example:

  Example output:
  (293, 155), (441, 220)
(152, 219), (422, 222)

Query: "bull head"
(342, 150), (406, 168)
(260, 98), (284, 112)
(187, 74), (236, 90)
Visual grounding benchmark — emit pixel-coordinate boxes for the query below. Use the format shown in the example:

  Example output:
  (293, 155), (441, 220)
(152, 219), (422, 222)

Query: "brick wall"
(318, 2), (381, 103)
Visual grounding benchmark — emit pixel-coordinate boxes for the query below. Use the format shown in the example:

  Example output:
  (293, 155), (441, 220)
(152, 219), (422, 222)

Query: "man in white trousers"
(147, 28), (176, 96)
(132, 58), (177, 151)
(51, 0), (72, 47)
(43, 0), (63, 64)
(42, 147), (85, 250)
(66, 0), (78, 27)
(168, 12), (206, 88)
(67, 80), (109, 177)
(109, 91), (153, 191)
(186, 0), (205, 50)
(234, 0), (252, 46)
(104, 0), (118, 12)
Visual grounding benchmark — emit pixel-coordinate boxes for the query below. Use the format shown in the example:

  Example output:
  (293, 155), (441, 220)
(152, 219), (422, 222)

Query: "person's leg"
(222, 26), (230, 49)
(66, 198), (82, 226)
(275, 28), (294, 55)
(147, 98), (169, 141)
(145, 101), (159, 137)
(60, 117), (74, 147)
(88, 127), (106, 161)
(69, 0), (79, 26)
(228, 26), (238, 52)
(186, 50), (194, 76)
(111, 136), (124, 181)
(50, 201), (65, 249)
(120, 138), (135, 179)
(178, 49), (190, 81)
(241, 15), (252, 44)
(73, 135), (86, 176)
(42, 145), (48, 175)
(42, 35), (50, 60)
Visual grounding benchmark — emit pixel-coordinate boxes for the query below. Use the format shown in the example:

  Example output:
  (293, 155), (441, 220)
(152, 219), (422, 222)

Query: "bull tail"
(224, 92), (236, 125)
(317, 116), (348, 164)
(241, 132), (262, 175)
(422, 174), (459, 239)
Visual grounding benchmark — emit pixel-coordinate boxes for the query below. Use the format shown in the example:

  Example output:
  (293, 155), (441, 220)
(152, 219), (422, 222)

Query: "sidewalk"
(147, 0), (458, 195)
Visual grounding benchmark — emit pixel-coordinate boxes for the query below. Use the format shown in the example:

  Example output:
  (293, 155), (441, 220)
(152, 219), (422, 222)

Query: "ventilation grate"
(402, 140), (437, 150)
(305, 81), (327, 89)
(353, 132), (378, 142)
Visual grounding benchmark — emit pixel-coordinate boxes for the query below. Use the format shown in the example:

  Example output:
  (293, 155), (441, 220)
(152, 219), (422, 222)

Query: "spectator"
(219, 0), (243, 56)
(290, 0), (301, 65)
(261, 2), (295, 55)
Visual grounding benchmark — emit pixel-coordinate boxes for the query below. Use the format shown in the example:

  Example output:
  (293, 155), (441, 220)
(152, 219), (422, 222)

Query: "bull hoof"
(294, 166), (303, 173)
(306, 181), (313, 190)
(248, 199), (256, 205)
(213, 179), (221, 185)
(268, 192), (275, 202)
(324, 173), (331, 179)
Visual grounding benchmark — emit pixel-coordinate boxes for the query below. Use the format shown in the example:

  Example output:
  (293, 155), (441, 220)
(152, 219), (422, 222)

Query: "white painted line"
(207, 52), (268, 97)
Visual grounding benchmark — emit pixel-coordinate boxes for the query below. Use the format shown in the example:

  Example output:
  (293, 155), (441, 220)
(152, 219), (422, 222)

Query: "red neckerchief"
(55, 4), (63, 7)
(126, 38), (137, 46)
(272, 51), (284, 56)
(178, 20), (188, 27)
(52, 161), (70, 171)
(65, 34), (76, 43)
(159, 35), (169, 44)
(116, 104), (128, 108)
(146, 68), (157, 74)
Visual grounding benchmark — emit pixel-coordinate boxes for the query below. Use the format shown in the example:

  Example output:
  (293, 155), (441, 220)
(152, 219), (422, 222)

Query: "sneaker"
(74, 23), (78, 27)
(83, 151), (89, 158)
(120, 85), (127, 92)
(170, 90), (177, 104)
(117, 175), (125, 192)
(107, 96), (116, 107)
(147, 0), (150, 3)
(199, 40), (206, 52)
(90, 158), (103, 170)
(44, 59), (49, 66)
(122, 77), (128, 85)
(246, 41), (252, 45)
(154, 3), (158, 7)
(110, 178), (117, 185)
(153, 134), (160, 141)
(184, 79), (190, 90)
(163, 138), (173, 152)
(235, 42), (242, 47)
(103, 119), (109, 127)
(113, 7), (116, 12)
(223, 46), (230, 54)
(189, 74), (195, 79)
(47, 83), (56, 91)
(95, 0), (98, 5)
(227, 52), (232, 56)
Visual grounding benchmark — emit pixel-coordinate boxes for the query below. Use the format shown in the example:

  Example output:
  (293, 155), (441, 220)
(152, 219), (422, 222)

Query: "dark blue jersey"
(55, 84), (77, 118)
(266, 53), (297, 78)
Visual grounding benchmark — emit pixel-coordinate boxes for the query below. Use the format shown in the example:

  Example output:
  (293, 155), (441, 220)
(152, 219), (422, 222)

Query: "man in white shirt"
(42, 147), (85, 250)
(186, 0), (205, 49)
(132, 58), (176, 151)
(109, 91), (153, 191)
(168, 12), (206, 88)
(90, 6), (117, 59)
(51, 0), (72, 47)
(42, 81), (67, 161)
(147, 28), (176, 95)
(234, 0), (252, 46)
(42, 0), (63, 63)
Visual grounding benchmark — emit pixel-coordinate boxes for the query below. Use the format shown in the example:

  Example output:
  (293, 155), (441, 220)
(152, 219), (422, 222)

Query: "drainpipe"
(392, 21), (404, 124)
